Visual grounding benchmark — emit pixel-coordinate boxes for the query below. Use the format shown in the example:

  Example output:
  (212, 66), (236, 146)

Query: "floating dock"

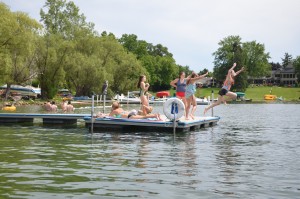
(0, 113), (220, 132)
(85, 116), (220, 133)
(0, 113), (90, 124)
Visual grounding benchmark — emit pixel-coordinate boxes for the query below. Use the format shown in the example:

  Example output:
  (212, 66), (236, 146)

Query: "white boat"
(113, 91), (141, 104)
(0, 84), (41, 99)
(196, 98), (210, 105)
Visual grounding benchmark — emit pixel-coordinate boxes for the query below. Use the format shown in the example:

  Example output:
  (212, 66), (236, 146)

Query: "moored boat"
(0, 84), (40, 99)
(264, 94), (277, 100)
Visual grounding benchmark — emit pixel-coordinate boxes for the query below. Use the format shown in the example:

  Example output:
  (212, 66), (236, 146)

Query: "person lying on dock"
(109, 102), (161, 120)
(138, 105), (162, 120)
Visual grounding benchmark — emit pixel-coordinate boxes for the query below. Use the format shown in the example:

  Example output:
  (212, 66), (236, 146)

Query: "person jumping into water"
(204, 63), (245, 114)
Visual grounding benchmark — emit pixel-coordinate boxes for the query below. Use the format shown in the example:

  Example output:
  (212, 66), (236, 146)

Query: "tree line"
(0, 0), (192, 99)
(0, 0), (299, 100)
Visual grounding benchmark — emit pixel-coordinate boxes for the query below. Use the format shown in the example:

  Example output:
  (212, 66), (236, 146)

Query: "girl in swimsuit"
(204, 63), (245, 114)
(170, 71), (190, 119)
(185, 71), (208, 119)
(137, 75), (150, 107)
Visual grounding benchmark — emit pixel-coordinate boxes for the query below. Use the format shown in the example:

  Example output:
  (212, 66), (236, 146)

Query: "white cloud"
(2, 0), (300, 71)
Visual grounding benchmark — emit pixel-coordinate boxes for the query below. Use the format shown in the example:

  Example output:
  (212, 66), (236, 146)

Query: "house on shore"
(248, 63), (298, 86)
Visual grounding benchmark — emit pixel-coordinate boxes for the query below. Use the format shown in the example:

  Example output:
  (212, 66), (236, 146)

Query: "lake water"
(0, 104), (300, 198)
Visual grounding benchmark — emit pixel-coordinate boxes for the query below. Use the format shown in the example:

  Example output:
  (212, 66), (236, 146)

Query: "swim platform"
(85, 116), (220, 133)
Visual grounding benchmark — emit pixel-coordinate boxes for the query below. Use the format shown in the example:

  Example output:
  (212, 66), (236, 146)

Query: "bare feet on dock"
(190, 114), (195, 120)
(156, 113), (163, 121)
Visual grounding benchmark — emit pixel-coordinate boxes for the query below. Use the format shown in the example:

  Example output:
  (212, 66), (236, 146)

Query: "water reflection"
(0, 104), (300, 198)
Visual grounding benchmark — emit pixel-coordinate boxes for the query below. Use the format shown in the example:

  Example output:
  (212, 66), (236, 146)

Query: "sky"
(1, 0), (300, 72)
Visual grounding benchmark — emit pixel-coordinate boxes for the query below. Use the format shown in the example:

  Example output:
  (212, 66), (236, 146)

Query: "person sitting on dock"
(204, 63), (245, 114)
(138, 105), (162, 120)
(109, 102), (160, 120)
(66, 101), (74, 112)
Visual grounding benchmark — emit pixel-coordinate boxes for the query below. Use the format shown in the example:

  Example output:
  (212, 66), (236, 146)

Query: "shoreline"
(1, 99), (300, 107)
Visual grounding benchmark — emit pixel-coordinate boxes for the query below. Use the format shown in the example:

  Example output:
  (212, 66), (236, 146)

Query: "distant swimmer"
(61, 100), (67, 112)
(44, 101), (52, 111)
(66, 101), (74, 112)
(50, 101), (57, 112)
(204, 63), (245, 114)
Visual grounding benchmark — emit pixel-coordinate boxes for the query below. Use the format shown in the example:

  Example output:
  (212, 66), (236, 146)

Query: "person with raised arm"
(204, 63), (245, 114)
(170, 71), (191, 119)
(185, 71), (208, 119)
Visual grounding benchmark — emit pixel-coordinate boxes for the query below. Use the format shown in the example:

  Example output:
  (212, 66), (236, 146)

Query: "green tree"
(119, 33), (178, 91)
(178, 65), (192, 76)
(213, 36), (271, 92)
(213, 36), (246, 90)
(198, 68), (213, 77)
(0, 3), (41, 99)
(243, 41), (271, 83)
(281, 53), (293, 68)
(119, 34), (148, 59)
(39, 0), (97, 98)
(293, 56), (300, 84)
(232, 42), (248, 91)
(40, 0), (95, 38)
(35, 34), (69, 99)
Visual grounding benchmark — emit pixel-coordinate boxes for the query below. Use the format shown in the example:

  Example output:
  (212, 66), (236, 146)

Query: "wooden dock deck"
(0, 113), (90, 124)
(0, 113), (220, 132)
(85, 116), (220, 133)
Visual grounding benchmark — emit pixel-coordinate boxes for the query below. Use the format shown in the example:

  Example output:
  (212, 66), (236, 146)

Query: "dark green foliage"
(119, 34), (178, 91)
(281, 53), (293, 68)
(294, 56), (300, 83)
(213, 36), (271, 92)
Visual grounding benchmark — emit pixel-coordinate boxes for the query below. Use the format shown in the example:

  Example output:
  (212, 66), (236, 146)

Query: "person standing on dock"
(170, 71), (190, 119)
(204, 63), (245, 114)
(185, 71), (208, 119)
(137, 75), (150, 107)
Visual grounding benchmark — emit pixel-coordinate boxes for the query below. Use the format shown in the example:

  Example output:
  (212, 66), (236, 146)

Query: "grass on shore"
(194, 86), (300, 101)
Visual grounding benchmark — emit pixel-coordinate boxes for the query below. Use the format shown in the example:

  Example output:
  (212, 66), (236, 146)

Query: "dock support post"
(172, 103), (177, 136)
(173, 119), (176, 136)
(127, 91), (129, 110)
(211, 90), (214, 116)
(96, 95), (99, 104)
(91, 93), (94, 133)
(103, 94), (106, 113)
